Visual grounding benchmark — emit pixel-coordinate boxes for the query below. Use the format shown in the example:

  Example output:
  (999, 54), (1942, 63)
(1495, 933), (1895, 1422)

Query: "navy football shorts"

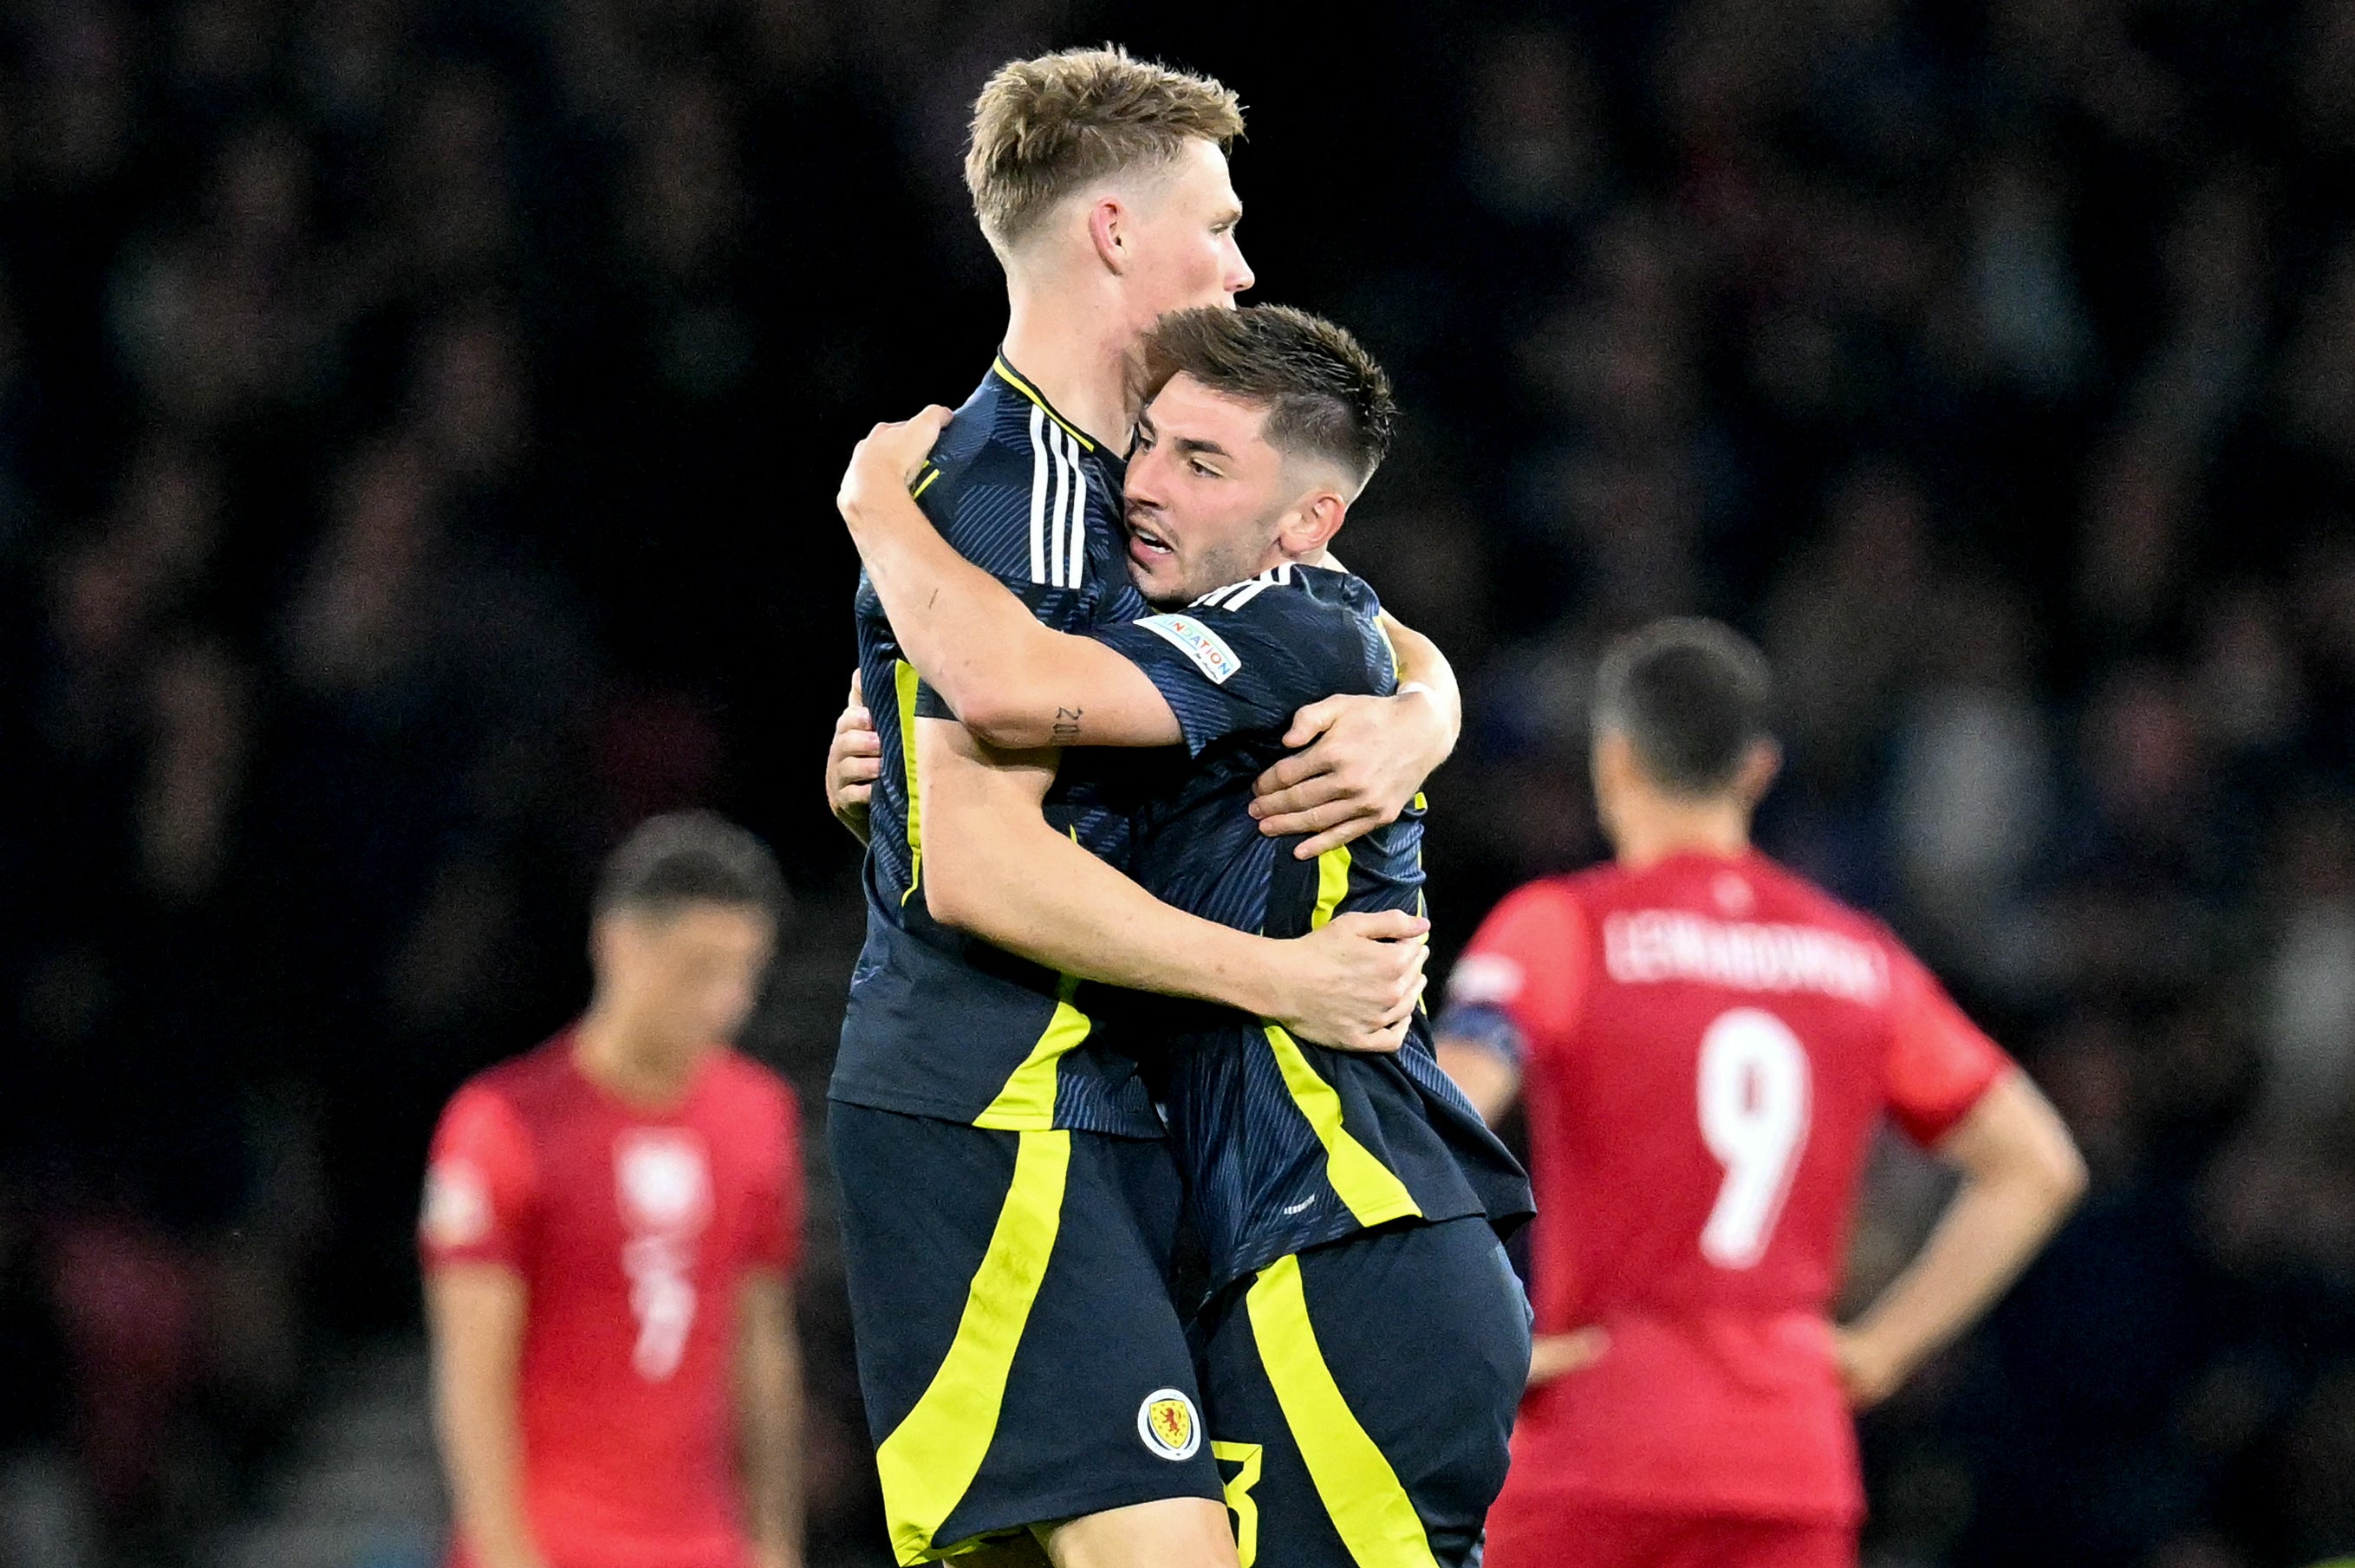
(829, 1103), (1223, 1565)
(1196, 1215), (1533, 1568)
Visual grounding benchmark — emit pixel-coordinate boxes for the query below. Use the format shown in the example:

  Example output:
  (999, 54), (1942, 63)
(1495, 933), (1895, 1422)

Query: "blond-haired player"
(825, 49), (1462, 1568)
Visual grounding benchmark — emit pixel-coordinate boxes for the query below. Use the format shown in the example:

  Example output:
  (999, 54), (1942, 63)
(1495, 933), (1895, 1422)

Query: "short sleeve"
(1091, 601), (1341, 758)
(1883, 946), (2013, 1146)
(419, 1084), (536, 1271)
(1436, 881), (1591, 1068)
(743, 1078), (805, 1277)
(920, 446), (1109, 635)
(907, 449), (1111, 721)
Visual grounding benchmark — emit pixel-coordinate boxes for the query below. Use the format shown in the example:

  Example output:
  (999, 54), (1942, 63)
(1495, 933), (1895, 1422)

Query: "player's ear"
(1281, 488), (1348, 556)
(1087, 197), (1129, 275)
(1736, 737), (1782, 808)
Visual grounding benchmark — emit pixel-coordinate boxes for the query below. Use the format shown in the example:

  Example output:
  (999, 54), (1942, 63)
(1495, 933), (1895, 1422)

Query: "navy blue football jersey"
(832, 356), (1165, 1136)
(1090, 564), (1534, 1293)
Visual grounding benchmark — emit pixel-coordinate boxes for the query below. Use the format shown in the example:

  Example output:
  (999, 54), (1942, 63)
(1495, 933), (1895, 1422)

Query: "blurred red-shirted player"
(421, 812), (807, 1568)
(1434, 621), (2086, 1568)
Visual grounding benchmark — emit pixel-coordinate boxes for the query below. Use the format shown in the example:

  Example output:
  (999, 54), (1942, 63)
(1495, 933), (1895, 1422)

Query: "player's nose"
(1226, 242), (1255, 298)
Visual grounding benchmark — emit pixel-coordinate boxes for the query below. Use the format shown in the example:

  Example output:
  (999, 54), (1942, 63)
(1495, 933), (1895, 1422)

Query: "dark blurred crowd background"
(3, 0), (2354, 1564)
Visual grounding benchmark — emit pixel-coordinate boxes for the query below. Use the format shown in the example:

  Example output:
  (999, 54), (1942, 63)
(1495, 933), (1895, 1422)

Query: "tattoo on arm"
(1053, 706), (1083, 741)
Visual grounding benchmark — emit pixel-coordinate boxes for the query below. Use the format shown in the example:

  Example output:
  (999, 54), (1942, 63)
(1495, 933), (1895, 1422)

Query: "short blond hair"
(965, 46), (1245, 250)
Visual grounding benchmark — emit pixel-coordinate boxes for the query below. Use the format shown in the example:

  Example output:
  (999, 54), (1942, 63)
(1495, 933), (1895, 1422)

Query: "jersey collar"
(992, 351), (1115, 456)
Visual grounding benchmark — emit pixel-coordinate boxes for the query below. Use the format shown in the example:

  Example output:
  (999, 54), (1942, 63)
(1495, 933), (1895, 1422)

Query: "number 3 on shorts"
(1213, 1440), (1263, 1566)
(1695, 1008), (1812, 1269)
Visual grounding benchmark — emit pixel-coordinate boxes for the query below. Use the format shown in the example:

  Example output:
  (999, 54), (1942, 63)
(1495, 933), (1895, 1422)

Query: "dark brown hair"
(1593, 619), (1775, 797)
(595, 810), (784, 922)
(1137, 304), (1398, 488)
(965, 46), (1245, 249)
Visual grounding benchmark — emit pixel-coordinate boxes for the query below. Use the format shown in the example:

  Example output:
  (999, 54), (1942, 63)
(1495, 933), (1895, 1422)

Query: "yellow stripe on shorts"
(1245, 1253), (1440, 1568)
(873, 1129), (1071, 1565)
(1261, 1025), (1422, 1229)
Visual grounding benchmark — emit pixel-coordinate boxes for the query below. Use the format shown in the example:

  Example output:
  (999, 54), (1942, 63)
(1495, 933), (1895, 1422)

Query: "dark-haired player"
(836, 303), (1534, 1568)
(827, 49), (1462, 1568)
(422, 812), (805, 1568)
(1431, 622), (2088, 1568)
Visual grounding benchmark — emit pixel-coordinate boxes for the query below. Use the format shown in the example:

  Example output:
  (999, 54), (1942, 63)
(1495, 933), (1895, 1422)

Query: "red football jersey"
(420, 1032), (803, 1568)
(1446, 849), (2009, 1523)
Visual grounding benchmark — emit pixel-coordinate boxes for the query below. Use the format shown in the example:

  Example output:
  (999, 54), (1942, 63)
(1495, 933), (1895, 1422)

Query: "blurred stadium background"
(3, 0), (2354, 1565)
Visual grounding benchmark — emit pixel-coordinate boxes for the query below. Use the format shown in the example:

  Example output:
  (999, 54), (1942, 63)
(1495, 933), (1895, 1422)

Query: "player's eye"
(1189, 459), (1220, 478)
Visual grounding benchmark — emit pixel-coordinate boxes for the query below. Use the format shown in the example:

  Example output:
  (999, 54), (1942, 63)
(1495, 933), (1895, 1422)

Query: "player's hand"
(827, 669), (881, 844)
(1831, 1324), (1906, 1410)
(1272, 909), (1430, 1053)
(1252, 689), (1452, 859)
(837, 406), (953, 524)
(1526, 1327), (1610, 1388)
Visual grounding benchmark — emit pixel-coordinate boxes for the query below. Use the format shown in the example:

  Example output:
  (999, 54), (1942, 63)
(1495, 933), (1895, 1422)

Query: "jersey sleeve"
(742, 1077), (805, 1277)
(1436, 881), (1591, 1068)
(1882, 944), (2014, 1146)
(1090, 594), (1351, 757)
(419, 1083), (537, 1272)
(908, 446), (1103, 720)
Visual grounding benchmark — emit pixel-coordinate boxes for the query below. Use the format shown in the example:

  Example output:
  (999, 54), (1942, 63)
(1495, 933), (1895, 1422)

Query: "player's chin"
(1126, 542), (1183, 596)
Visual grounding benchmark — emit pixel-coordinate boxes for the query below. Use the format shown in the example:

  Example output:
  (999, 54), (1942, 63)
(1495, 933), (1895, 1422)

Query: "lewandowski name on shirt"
(1603, 910), (1889, 1005)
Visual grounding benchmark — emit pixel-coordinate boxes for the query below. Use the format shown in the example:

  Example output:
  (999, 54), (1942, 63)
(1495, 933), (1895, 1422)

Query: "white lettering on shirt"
(1602, 910), (1888, 1005)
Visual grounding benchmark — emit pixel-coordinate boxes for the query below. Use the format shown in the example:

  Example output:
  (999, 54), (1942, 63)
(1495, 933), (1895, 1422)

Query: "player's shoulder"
(710, 1049), (797, 1106)
(1481, 869), (1601, 941)
(1182, 563), (1387, 688)
(448, 1036), (574, 1122)
(1187, 562), (1366, 620)
(918, 359), (1096, 507)
(1544, 860), (1634, 912)
(1740, 852), (1893, 943)
(703, 1050), (802, 1142)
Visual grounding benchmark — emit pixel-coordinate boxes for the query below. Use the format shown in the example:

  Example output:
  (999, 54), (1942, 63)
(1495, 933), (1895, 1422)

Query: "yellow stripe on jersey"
(910, 465), (941, 501)
(1311, 845), (1352, 930)
(973, 974), (1091, 1130)
(992, 357), (1097, 452)
(1244, 1254), (1441, 1568)
(1261, 1025), (1421, 1228)
(895, 660), (925, 906)
(873, 1129), (1071, 1565)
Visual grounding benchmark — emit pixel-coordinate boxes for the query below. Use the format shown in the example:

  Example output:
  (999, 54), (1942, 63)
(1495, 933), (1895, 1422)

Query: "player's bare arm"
(1434, 1033), (1521, 1127)
(820, 642), (1461, 855)
(736, 1272), (805, 1568)
(837, 411), (1186, 749)
(1833, 1070), (2086, 1409)
(915, 716), (1428, 1051)
(427, 1264), (547, 1568)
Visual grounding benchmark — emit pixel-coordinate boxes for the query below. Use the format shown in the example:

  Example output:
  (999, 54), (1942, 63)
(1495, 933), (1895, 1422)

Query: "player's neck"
(572, 1009), (706, 1110)
(1001, 282), (1133, 449)
(1611, 804), (1752, 872)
